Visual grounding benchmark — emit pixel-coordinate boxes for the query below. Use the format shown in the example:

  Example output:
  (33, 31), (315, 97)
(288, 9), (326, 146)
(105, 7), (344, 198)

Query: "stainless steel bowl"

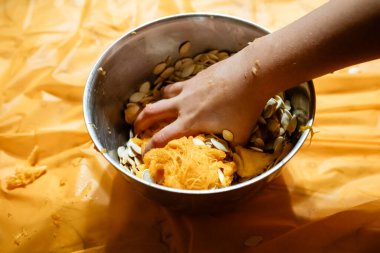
(83, 13), (315, 213)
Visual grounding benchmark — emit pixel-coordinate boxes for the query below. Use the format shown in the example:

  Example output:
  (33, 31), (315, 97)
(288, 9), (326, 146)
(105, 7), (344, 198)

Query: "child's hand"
(135, 0), (380, 154)
(134, 48), (269, 153)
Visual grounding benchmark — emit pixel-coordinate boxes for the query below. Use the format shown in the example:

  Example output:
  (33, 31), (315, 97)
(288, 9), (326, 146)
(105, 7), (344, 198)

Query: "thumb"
(143, 120), (195, 155)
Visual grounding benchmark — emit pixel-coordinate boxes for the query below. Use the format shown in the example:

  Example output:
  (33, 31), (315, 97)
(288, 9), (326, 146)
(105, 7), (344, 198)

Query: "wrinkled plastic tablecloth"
(1, 1), (380, 252)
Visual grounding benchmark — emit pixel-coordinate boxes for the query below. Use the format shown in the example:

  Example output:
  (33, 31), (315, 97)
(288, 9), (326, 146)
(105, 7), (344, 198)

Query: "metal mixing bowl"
(83, 13), (315, 213)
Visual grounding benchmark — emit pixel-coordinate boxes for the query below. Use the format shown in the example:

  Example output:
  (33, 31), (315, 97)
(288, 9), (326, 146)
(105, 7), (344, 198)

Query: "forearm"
(244, 0), (380, 97)
(135, 0), (380, 149)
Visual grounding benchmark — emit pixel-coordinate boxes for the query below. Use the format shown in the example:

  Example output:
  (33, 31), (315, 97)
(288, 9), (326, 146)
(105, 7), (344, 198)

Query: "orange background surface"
(1, 0), (380, 252)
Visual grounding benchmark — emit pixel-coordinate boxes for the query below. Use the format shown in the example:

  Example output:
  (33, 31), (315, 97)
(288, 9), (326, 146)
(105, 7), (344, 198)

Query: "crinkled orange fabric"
(1, 1), (380, 252)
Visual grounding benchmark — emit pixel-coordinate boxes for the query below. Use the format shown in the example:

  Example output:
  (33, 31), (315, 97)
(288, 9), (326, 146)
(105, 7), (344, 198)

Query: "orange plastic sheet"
(1, 1), (380, 252)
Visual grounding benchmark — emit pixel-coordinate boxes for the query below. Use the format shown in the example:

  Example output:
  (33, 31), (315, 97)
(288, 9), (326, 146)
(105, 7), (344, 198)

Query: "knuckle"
(175, 120), (187, 134)
(164, 82), (183, 95)
(142, 103), (156, 116)
(151, 131), (167, 148)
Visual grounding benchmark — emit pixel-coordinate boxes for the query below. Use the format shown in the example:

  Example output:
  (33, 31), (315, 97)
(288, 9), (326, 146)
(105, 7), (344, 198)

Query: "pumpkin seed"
(193, 53), (202, 62)
(132, 166), (139, 174)
(217, 169), (225, 185)
(129, 92), (146, 103)
(128, 139), (142, 155)
(172, 75), (182, 82)
(179, 41), (191, 57)
(267, 118), (280, 133)
(253, 137), (264, 148)
(134, 156), (141, 166)
(120, 149), (129, 164)
(210, 138), (229, 152)
(222, 129), (234, 142)
(127, 156), (136, 167)
(164, 55), (172, 66)
(181, 58), (194, 69)
(252, 124), (259, 133)
(129, 129), (134, 138)
(139, 81), (151, 93)
(126, 146), (136, 157)
(208, 53), (219, 61)
(258, 116), (267, 125)
(217, 52), (229, 60)
(263, 98), (277, 118)
(193, 138), (205, 146)
(153, 62), (167, 75)
(124, 103), (140, 124)
(274, 95), (284, 110)
(284, 100), (292, 111)
(287, 114), (297, 134)
(143, 169), (154, 183)
(181, 63), (195, 78)
(273, 136), (284, 153)
(174, 60), (182, 70)
(181, 57), (193, 65)
(205, 141), (213, 148)
(280, 112), (290, 130)
(139, 96), (155, 105)
(284, 108), (292, 118)
(208, 49), (219, 55)
(160, 66), (174, 79)
(117, 146), (126, 158)
(199, 54), (209, 64)
(278, 92), (285, 100)
(249, 146), (264, 152)
(152, 81), (164, 93)
(154, 76), (164, 85)
(193, 64), (204, 75)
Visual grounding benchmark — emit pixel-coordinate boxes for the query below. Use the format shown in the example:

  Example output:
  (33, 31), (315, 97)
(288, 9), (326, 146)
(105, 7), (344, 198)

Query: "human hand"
(134, 0), (380, 154)
(134, 47), (270, 153)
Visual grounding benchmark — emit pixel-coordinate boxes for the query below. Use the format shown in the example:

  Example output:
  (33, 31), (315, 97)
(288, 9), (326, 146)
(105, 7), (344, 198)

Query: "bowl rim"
(83, 12), (316, 195)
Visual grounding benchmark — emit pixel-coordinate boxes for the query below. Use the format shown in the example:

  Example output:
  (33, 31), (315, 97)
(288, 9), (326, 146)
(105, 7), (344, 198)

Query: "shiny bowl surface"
(83, 13), (315, 213)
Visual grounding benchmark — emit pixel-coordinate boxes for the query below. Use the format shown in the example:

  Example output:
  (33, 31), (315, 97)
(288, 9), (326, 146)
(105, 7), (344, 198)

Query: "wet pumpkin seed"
(273, 136), (284, 153)
(179, 41), (191, 57)
(210, 138), (229, 153)
(253, 137), (265, 148)
(129, 92), (146, 103)
(153, 62), (167, 75)
(193, 138), (205, 146)
(124, 103), (140, 124)
(139, 81), (151, 93)
(222, 129), (234, 142)
(217, 51), (229, 60)
(287, 114), (297, 134)
(218, 169), (225, 185)
(160, 66), (174, 79)
(143, 169), (154, 183)
(181, 63), (195, 78)
(164, 55), (172, 66)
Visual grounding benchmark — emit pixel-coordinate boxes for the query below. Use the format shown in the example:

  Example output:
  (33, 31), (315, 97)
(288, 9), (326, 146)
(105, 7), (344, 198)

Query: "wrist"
(239, 37), (277, 104)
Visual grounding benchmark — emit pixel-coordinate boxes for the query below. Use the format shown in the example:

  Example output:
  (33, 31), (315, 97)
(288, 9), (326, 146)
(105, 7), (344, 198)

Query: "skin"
(135, 0), (380, 154)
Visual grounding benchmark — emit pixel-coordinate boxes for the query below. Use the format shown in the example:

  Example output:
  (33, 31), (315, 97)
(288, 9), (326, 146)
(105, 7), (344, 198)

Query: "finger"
(162, 82), (184, 98)
(143, 119), (198, 154)
(134, 99), (178, 134)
